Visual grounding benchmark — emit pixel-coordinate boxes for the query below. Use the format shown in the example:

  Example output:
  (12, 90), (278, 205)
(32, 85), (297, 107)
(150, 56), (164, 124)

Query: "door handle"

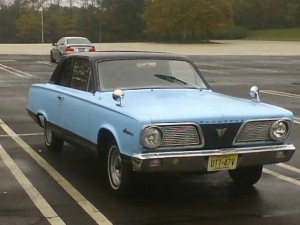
(57, 96), (64, 100)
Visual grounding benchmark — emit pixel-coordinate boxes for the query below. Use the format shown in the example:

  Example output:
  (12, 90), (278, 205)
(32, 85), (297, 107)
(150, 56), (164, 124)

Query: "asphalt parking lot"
(0, 43), (300, 225)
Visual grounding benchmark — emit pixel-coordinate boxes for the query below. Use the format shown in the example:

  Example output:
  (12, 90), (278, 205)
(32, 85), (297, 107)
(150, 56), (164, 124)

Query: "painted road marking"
(0, 63), (33, 77)
(196, 63), (282, 73)
(0, 119), (112, 225)
(294, 117), (300, 125)
(263, 168), (300, 187)
(37, 61), (55, 66)
(0, 132), (43, 138)
(277, 163), (300, 174)
(260, 90), (300, 99)
(0, 145), (66, 225)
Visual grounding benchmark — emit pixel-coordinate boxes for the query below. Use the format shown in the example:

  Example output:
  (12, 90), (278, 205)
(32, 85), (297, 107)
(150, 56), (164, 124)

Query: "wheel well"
(36, 113), (45, 128)
(97, 128), (115, 157)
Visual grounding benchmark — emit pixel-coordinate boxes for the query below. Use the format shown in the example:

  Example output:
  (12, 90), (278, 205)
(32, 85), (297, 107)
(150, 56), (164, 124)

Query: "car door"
(57, 57), (94, 143)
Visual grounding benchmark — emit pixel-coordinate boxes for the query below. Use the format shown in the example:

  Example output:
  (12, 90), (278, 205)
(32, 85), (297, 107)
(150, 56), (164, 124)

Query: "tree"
(45, 6), (76, 42)
(15, 9), (41, 43)
(143, 0), (234, 42)
(286, 1), (300, 26)
(100, 0), (145, 41)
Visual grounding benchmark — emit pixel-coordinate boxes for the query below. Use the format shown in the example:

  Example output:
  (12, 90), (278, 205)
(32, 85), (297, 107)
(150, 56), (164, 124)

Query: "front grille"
(201, 123), (242, 149)
(155, 124), (203, 149)
(234, 120), (275, 144)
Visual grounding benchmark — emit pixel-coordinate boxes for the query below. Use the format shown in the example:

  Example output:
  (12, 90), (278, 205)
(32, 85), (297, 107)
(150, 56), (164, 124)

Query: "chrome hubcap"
(108, 146), (122, 189)
(44, 122), (52, 145)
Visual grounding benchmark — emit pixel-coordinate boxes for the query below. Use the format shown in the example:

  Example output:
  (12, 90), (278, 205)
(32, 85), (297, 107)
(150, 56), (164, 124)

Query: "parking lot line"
(0, 63), (33, 77)
(294, 117), (300, 125)
(263, 168), (300, 187)
(0, 145), (66, 225)
(260, 90), (300, 99)
(0, 119), (112, 225)
(277, 163), (300, 174)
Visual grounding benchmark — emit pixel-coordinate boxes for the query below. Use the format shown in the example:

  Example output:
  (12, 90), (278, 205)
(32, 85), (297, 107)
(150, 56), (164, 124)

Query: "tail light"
(89, 46), (96, 52)
(65, 46), (74, 52)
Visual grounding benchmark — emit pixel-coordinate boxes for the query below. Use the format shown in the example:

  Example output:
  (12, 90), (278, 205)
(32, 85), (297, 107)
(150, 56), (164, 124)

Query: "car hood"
(101, 89), (293, 124)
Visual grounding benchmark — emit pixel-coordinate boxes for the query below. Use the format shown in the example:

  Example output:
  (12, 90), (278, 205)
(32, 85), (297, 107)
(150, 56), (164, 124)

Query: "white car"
(50, 37), (95, 63)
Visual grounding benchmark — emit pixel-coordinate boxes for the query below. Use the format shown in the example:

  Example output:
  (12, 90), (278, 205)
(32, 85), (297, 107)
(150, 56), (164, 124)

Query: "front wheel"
(107, 142), (132, 196)
(44, 119), (64, 152)
(228, 165), (263, 186)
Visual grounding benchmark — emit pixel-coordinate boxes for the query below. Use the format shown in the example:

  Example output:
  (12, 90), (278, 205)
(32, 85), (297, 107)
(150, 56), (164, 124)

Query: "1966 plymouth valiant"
(27, 51), (296, 195)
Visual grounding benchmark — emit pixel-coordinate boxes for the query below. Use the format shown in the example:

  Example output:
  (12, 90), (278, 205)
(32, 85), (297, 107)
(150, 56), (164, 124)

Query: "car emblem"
(216, 128), (227, 138)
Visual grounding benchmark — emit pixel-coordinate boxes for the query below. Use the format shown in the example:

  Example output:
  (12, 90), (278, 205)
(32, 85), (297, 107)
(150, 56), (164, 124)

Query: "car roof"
(63, 37), (89, 39)
(64, 51), (191, 61)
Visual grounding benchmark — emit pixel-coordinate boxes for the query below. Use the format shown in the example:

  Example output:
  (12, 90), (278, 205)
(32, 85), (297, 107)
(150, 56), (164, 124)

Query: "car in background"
(50, 37), (95, 63)
(27, 51), (296, 195)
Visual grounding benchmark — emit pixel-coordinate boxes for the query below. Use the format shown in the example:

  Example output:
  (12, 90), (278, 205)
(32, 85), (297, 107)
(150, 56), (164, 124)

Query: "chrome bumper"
(131, 144), (296, 173)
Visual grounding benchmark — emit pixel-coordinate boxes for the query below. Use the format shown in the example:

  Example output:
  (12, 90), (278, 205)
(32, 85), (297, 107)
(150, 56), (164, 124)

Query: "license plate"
(78, 48), (85, 52)
(207, 155), (238, 171)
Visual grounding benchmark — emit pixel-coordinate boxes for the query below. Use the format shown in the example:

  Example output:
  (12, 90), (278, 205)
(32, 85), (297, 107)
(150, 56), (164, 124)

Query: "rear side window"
(56, 57), (93, 92)
(57, 58), (73, 87)
(70, 58), (92, 91)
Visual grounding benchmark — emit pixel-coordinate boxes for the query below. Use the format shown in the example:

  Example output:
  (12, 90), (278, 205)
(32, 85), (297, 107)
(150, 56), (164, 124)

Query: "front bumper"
(131, 144), (296, 173)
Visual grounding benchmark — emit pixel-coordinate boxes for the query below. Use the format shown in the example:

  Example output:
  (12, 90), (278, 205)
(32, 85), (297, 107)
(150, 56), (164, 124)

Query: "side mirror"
(112, 89), (124, 107)
(250, 86), (260, 102)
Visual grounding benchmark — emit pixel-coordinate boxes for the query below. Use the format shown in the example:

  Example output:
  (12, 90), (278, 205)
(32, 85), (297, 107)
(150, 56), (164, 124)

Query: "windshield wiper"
(155, 74), (201, 89)
(155, 74), (189, 85)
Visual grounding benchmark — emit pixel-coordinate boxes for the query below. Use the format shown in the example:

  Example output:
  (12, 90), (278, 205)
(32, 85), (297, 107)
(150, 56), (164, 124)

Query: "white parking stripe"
(263, 168), (300, 187)
(277, 163), (300, 174)
(260, 90), (300, 99)
(196, 63), (282, 73)
(0, 145), (66, 225)
(294, 117), (300, 125)
(0, 132), (43, 137)
(37, 61), (55, 66)
(0, 63), (33, 77)
(0, 119), (112, 225)
(0, 65), (24, 77)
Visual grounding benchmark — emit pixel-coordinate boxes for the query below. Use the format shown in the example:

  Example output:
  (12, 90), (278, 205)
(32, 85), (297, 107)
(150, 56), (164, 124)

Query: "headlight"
(270, 120), (289, 141)
(141, 126), (162, 149)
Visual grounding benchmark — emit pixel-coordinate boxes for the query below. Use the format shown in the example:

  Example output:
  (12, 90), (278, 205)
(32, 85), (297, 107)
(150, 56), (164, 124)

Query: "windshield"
(97, 59), (208, 91)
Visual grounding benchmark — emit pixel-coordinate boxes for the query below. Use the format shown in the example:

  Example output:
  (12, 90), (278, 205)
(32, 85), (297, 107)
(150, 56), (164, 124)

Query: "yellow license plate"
(207, 155), (238, 172)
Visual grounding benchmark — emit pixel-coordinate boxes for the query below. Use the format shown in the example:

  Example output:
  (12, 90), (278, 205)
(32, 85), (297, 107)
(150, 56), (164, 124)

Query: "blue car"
(27, 51), (296, 195)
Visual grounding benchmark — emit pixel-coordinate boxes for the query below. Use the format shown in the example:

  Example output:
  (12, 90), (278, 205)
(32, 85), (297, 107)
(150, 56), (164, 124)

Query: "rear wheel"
(50, 50), (55, 63)
(44, 119), (64, 152)
(228, 165), (263, 186)
(107, 141), (132, 196)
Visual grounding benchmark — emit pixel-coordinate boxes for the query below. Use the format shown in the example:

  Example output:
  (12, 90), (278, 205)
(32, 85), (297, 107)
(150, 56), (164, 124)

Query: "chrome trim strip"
(133, 144), (296, 160)
(233, 118), (293, 146)
(140, 122), (205, 150)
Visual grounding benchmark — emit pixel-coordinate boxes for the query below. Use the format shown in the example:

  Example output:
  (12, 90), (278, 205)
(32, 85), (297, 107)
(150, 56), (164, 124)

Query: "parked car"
(27, 51), (296, 195)
(50, 37), (95, 63)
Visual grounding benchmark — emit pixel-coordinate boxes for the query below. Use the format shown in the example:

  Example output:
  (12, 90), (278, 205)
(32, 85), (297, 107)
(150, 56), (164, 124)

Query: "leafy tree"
(15, 8), (41, 43)
(100, 0), (145, 41)
(143, 0), (234, 42)
(45, 6), (76, 42)
(75, 5), (100, 42)
(286, 1), (300, 26)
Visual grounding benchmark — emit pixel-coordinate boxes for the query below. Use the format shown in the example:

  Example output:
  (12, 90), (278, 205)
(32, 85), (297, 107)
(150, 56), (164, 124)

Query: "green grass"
(246, 28), (300, 41)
